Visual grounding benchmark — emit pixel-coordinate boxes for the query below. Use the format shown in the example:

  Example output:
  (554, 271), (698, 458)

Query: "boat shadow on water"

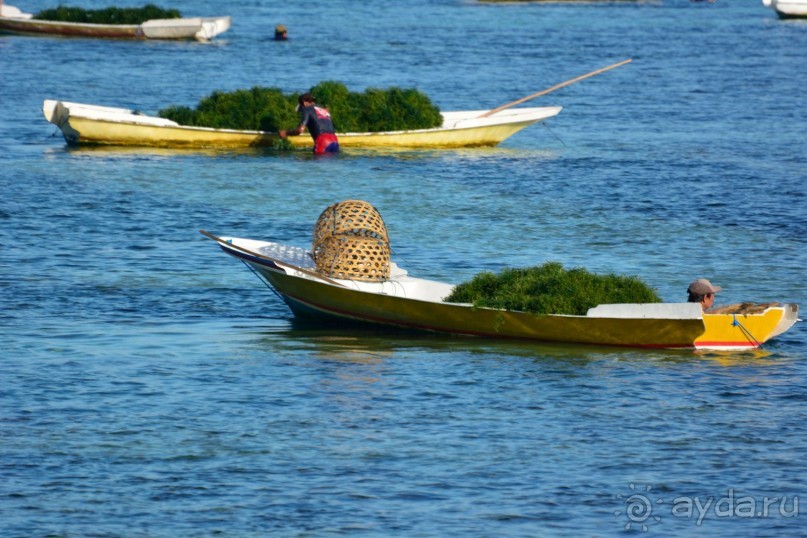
(57, 144), (291, 159)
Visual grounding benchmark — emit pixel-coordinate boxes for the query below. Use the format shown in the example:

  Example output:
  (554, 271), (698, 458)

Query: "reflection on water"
(254, 320), (732, 364)
(49, 139), (564, 163)
(246, 317), (802, 373)
(56, 144), (289, 159)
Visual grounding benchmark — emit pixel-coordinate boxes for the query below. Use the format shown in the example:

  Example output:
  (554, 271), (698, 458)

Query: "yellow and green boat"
(202, 233), (799, 351)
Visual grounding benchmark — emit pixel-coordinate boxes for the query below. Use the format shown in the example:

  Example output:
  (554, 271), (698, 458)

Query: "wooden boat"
(201, 233), (800, 350)
(762, 0), (807, 18)
(42, 99), (563, 149)
(0, 4), (230, 40)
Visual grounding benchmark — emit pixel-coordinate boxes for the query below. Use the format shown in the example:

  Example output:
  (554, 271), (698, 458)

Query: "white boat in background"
(38, 60), (639, 150)
(0, 4), (230, 40)
(762, 0), (807, 18)
(42, 99), (562, 149)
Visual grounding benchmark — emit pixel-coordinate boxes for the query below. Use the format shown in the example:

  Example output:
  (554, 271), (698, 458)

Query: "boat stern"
(43, 100), (81, 144)
(1, 4), (33, 18)
(770, 303), (800, 339)
(697, 303), (799, 350)
(140, 16), (231, 40)
(197, 16), (231, 40)
(42, 99), (60, 124)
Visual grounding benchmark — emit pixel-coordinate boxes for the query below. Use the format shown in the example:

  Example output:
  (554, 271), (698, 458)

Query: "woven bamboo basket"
(312, 200), (391, 282)
(313, 199), (389, 246)
(314, 235), (391, 282)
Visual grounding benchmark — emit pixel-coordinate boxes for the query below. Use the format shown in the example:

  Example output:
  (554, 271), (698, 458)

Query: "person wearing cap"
(687, 278), (721, 311)
(274, 24), (287, 41)
(279, 93), (340, 154)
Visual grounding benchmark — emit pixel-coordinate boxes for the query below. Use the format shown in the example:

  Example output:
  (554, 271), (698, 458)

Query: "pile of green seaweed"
(34, 4), (181, 24)
(157, 81), (443, 133)
(444, 262), (662, 316)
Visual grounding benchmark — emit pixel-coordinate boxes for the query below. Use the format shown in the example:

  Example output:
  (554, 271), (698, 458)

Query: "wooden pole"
(478, 58), (633, 118)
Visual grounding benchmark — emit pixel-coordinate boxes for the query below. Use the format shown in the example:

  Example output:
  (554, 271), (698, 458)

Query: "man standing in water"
(279, 93), (340, 154)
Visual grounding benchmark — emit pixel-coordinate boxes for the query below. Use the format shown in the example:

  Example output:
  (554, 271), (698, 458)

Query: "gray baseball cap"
(688, 278), (722, 295)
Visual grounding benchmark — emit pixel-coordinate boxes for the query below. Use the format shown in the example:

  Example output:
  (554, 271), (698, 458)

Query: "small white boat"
(42, 99), (562, 149)
(0, 4), (231, 40)
(201, 232), (800, 351)
(762, 0), (807, 18)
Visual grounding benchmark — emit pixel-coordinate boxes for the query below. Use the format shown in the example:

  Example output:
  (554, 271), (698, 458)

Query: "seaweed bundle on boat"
(157, 81), (443, 133)
(34, 4), (181, 24)
(444, 262), (662, 316)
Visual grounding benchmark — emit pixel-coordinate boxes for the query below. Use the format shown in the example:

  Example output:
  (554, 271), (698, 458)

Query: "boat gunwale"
(46, 100), (563, 137)
(218, 240), (705, 321)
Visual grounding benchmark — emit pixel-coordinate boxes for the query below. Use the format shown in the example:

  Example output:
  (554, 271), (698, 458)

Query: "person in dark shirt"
(279, 93), (340, 154)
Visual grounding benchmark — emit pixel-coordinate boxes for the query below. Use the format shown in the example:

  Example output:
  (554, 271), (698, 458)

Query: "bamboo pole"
(478, 58), (633, 118)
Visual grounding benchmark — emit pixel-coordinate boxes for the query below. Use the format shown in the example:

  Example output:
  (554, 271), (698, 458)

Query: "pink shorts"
(314, 133), (340, 154)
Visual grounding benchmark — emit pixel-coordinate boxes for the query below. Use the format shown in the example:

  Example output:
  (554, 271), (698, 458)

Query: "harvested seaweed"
(444, 262), (662, 316)
(309, 81), (442, 133)
(159, 87), (299, 132)
(34, 4), (181, 24)
(158, 81), (443, 133)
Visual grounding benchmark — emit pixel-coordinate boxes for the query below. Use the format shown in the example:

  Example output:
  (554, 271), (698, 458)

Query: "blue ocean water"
(1, 0), (806, 535)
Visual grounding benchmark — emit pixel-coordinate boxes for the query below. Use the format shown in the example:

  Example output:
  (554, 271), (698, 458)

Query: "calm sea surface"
(1, 0), (806, 536)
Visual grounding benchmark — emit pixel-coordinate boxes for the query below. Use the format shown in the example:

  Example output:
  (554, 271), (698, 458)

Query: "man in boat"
(687, 278), (721, 311)
(279, 93), (340, 154)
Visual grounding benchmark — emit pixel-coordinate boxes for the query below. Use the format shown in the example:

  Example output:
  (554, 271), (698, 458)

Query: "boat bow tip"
(42, 99), (59, 123)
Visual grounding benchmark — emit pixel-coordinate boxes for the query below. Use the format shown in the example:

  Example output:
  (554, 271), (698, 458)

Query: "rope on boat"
(241, 259), (284, 302)
(542, 122), (566, 147)
(732, 314), (763, 348)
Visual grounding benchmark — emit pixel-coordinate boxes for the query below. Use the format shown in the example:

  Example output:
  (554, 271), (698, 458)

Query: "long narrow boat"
(42, 99), (563, 149)
(762, 0), (807, 18)
(0, 4), (230, 40)
(202, 234), (800, 350)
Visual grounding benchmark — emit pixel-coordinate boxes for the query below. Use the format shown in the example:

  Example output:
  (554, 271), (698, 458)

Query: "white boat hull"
(0, 4), (230, 40)
(762, 0), (807, 18)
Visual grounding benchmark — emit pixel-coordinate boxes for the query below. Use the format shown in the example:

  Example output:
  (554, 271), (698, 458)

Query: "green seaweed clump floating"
(444, 262), (662, 316)
(34, 4), (181, 25)
(157, 81), (443, 134)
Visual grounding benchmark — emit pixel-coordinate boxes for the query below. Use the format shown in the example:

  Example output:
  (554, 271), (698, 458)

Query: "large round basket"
(313, 199), (389, 245)
(312, 200), (391, 282)
(314, 235), (391, 282)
